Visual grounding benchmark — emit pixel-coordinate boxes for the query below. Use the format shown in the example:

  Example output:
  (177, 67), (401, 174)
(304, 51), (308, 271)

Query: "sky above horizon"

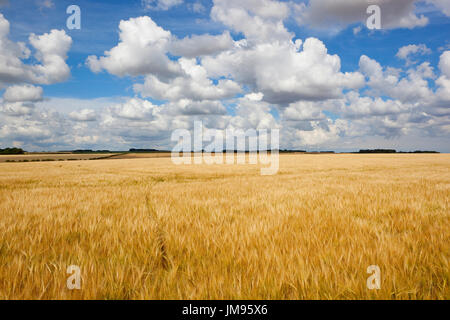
(0, 0), (449, 152)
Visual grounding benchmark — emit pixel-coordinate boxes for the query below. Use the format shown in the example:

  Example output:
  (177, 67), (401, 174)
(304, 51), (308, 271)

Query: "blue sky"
(2, 0), (448, 98)
(0, 0), (449, 151)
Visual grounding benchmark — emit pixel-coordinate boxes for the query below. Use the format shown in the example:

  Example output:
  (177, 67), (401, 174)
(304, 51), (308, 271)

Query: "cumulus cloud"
(211, 0), (291, 43)
(69, 109), (97, 122)
(86, 9), (363, 109)
(327, 51), (450, 138)
(276, 49), (450, 148)
(0, 121), (51, 140)
(342, 92), (413, 118)
(110, 98), (159, 120)
(283, 101), (326, 121)
(134, 58), (241, 101)
(86, 16), (181, 79)
(0, 107), (66, 147)
(214, 0), (289, 22)
(228, 93), (278, 130)
(73, 135), (99, 144)
(0, 15), (72, 140)
(359, 55), (434, 104)
(165, 99), (227, 116)
(0, 102), (35, 116)
(396, 44), (431, 65)
(0, 14), (72, 88)
(438, 51), (450, 77)
(1, 85), (43, 117)
(296, 120), (346, 146)
(203, 37), (364, 104)
(434, 51), (450, 111)
(204, 2), (365, 105)
(169, 31), (234, 58)
(87, 17), (242, 103)
(3, 84), (43, 102)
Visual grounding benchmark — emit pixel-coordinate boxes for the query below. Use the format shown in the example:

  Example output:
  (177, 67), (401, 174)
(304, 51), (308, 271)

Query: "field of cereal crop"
(0, 154), (448, 299)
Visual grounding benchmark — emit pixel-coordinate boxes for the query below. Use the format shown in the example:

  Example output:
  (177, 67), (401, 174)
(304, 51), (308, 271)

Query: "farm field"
(106, 152), (172, 160)
(0, 153), (119, 162)
(0, 154), (448, 299)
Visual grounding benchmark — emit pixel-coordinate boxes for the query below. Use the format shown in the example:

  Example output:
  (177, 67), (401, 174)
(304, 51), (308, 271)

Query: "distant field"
(0, 153), (119, 162)
(0, 154), (448, 299)
(108, 152), (172, 160)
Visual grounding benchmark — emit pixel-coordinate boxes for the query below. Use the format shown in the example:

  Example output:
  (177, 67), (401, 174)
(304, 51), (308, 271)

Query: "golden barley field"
(0, 154), (448, 300)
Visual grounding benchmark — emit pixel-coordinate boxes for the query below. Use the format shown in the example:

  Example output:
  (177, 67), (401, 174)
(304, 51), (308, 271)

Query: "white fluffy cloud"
(438, 51), (450, 78)
(283, 101), (326, 121)
(203, 0), (364, 110)
(3, 84), (43, 102)
(396, 44), (431, 65)
(87, 16), (181, 79)
(110, 98), (159, 120)
(211, 0), (291, 43)
(203, 37), (364, 104)
(1, 85), (43, 117)
(0, 102), (35, 116)
(434, 51), (450, 112)
(169, 31), (234, 58)
(228, 93), (278, 130)
(165, 99), (227, 116)
(69, 109), (97, 122)
(359, 55), (434, 104)
(0, 107), (66, 147)
(88, 16), (242, 104)
(134, 58), (241, 101)
(0, 14), (73, 144)
(86, 8), (363, 108)
(296, 120), (347, 146)
(0, 14), (72, 87)
(342, 92), (413, 117)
